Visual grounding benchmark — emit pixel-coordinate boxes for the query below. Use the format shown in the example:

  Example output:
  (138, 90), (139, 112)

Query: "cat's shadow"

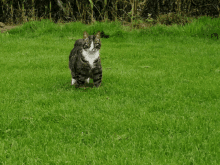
(61, 81), (96, 91)
(79, 82), (94, 88)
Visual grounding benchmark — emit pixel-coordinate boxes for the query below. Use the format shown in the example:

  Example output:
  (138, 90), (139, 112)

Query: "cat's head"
(83, 31), (101, 54)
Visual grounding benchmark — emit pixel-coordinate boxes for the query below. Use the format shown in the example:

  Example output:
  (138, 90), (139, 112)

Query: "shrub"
(157, 13), (193, 26)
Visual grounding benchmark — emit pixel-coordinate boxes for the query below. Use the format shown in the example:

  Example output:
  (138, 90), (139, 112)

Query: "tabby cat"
(69, 31), (102, 88)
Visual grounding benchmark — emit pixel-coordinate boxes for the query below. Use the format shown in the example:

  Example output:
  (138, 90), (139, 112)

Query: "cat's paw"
(71, 78), (76, 85)
(85, 78), (90, 84)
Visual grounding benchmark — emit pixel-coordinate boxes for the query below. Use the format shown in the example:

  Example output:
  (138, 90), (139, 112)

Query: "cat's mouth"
(81, 54), (98, 63)
(86, 49), (98, 54)
(88, 54), (98, 59)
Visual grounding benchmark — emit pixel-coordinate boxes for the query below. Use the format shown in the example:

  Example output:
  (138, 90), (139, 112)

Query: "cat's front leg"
(92, 68), (102, 88)
(75, 75), (86, 88)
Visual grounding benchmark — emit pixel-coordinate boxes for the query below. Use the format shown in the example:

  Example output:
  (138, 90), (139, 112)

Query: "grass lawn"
(0, 16), (220, 164)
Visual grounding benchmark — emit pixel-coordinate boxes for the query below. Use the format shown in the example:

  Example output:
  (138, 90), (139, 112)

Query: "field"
(0, 17), (220, 164)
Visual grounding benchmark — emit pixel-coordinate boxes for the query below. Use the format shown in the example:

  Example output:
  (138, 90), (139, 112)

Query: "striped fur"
(69, 31), (102, 88)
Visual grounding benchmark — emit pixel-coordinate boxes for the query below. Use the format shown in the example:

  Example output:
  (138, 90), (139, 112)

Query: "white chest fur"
(82, 41), (100, 68)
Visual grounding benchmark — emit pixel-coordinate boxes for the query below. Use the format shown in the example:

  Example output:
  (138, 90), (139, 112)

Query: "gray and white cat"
(69, 31), (102, 88)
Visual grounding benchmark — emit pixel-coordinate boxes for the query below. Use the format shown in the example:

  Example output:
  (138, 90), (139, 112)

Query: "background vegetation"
(0, 16), (220, 164)
(0, 0), (220, 25)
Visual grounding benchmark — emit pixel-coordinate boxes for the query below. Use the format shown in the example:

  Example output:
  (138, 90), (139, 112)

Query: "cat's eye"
(83, 45), (89, 49)
(95, 43), (100, 48)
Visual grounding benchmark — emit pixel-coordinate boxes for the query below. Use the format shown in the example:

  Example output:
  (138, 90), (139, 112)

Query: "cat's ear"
(83, 31), (89, 39)
(95, 31), (101, 39)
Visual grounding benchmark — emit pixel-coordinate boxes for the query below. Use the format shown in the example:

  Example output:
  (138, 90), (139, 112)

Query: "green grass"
(0, 17), (220, 164)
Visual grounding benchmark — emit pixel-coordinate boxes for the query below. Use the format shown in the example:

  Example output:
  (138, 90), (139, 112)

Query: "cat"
(69, 31), (102, 88)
